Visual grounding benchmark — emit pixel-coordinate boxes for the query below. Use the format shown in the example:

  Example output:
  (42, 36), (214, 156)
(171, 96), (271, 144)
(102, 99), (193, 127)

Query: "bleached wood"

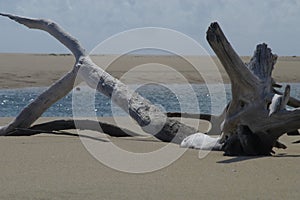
(76, 57), (197, 143)
(269, 85), (290, 116)
(0, 68), (79, 135)
(0, 13), (198, 144)
(0, 13), (86, 60)
(0, 12), (85, 135)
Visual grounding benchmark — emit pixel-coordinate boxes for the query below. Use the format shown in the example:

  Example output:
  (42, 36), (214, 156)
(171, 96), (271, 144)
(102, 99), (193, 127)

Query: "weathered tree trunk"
(0, 13), (200, 145)
(206, 23), (300, 155)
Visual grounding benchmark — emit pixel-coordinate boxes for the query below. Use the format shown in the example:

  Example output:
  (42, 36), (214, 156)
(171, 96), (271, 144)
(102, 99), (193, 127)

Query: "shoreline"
(1, 54), (300, 89)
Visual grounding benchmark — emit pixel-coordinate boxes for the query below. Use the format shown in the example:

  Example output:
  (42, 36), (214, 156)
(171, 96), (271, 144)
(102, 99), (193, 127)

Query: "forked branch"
(0, 13), (199, 145)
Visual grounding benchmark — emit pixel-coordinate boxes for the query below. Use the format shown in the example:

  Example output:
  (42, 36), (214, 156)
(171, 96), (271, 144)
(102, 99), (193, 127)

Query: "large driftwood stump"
(206, 23), (300, 155)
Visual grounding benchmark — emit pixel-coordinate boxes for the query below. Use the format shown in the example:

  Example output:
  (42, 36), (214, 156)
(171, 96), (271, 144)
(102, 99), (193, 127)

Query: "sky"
(0, 0), (299, 55)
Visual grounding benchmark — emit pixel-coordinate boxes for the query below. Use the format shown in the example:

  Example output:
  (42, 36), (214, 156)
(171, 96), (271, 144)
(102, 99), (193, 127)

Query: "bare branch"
(0, 68), (79, 135)
(9, 119), (140, 137)
(0, 13), (86, 60)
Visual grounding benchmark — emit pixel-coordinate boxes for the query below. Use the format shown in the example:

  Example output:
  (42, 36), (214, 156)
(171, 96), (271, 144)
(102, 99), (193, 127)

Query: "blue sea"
(0, 83), (299, 117)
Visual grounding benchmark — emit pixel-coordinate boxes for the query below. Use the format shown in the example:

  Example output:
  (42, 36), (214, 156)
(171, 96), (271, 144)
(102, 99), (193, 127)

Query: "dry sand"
(0, 54), (300, 199)
(0, 117), (299, 200)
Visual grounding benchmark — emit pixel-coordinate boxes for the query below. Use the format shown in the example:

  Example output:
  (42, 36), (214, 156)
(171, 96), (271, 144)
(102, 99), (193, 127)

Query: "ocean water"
(0, 83), (299, 117)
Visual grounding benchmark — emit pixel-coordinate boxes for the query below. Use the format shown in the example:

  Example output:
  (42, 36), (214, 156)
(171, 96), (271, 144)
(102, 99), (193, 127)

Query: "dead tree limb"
(0, 13), (200, 144)
(0, 13), (84, 135)
(10, 119), (140, 137)
(9, 112), (219, 137)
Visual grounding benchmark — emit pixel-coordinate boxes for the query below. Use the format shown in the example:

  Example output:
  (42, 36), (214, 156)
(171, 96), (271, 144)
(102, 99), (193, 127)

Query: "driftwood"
(9, 119), (140, 137)
(9, 112), (215, 137)
(0, 13), (299, 156)
(0, 13), (200, 145)
(206, 23), (300, 155)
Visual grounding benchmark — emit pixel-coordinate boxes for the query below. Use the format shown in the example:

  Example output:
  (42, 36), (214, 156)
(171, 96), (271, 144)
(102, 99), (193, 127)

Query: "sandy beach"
(1, 54), (300, 199)
(0, 117), (299, 199)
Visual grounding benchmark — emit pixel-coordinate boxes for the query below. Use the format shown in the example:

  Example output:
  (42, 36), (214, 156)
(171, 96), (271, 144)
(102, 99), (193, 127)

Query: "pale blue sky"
(0, 0), (299, 55)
